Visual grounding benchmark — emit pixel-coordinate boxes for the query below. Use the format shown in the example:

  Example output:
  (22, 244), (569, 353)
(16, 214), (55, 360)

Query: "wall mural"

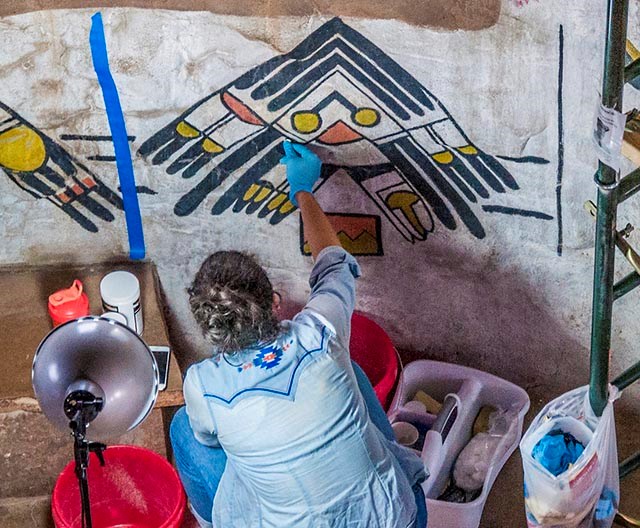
(301, 213), (383, 256)
(0, 102), (123, 233)
(139, 17), (550, 252)
(1, 17), (552, 254)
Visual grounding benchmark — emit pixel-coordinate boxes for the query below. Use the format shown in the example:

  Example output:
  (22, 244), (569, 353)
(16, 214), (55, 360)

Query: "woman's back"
(187, 315), (420, 527)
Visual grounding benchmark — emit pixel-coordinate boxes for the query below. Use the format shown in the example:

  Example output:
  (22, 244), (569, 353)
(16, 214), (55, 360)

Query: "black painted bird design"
(139, 17), (534, 242)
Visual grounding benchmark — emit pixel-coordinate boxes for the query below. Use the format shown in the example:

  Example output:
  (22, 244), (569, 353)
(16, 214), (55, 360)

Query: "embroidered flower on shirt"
(253, 344), (284, 370)
(237, 362), (253, 373)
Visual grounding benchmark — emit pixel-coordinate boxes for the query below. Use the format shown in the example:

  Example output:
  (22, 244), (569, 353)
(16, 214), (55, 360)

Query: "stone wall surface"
(1, 0), (639, 473)
(2, 0), (501, 30)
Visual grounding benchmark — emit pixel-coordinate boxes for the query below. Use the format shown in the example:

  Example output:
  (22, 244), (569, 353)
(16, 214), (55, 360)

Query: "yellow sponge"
(473, 406), (498, 435)
(413, 390), (442, 415)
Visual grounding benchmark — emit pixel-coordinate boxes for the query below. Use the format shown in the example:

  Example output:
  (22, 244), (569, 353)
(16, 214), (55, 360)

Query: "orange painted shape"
(317, 121), (363, 145)
(81, 177), (97, 188)
(71, 184), (83, 195)
(329, 215), (377, 241)
(57, 192), (71, 203)
(222, 92), (265, 126)
(302, 213), (381, 256)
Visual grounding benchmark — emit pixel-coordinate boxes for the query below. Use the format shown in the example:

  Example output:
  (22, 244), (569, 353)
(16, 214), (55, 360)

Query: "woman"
(170, 142), (428, 527)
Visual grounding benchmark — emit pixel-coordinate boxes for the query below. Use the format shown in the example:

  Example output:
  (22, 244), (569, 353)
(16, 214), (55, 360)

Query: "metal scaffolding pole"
(588, 3), (640, 518)
(589, 0), (628, 417)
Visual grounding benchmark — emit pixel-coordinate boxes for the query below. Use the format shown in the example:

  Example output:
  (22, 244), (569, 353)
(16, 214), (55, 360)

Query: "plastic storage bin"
(388, 360), (530, 528)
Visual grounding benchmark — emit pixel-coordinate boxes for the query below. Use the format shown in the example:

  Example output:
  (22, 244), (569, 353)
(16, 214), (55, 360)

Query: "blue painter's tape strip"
(89, 12), (145, 260)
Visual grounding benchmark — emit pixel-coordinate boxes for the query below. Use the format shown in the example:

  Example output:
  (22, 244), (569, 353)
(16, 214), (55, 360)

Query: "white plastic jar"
(100, 271), (143, 335)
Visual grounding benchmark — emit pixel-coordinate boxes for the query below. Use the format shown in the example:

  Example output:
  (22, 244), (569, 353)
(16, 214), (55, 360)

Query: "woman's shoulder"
(188, 322), (333, 408)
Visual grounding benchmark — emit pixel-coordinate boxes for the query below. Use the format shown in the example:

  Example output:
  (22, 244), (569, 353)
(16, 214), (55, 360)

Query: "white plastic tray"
(388, 360), (530, 528)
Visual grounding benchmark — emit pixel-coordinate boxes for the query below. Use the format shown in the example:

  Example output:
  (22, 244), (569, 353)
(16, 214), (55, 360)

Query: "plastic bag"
(453, 409), (517, 492)
(520, 386), (619, 528)
(454, 433), (503, 492)
(593, 102), (626, 171)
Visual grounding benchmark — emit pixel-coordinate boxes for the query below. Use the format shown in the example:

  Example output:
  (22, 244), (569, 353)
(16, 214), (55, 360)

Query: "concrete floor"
(1, 357), (638, 527)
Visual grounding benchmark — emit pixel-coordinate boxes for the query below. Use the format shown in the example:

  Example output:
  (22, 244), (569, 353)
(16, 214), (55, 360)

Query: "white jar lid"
(100, 271), (140, 304)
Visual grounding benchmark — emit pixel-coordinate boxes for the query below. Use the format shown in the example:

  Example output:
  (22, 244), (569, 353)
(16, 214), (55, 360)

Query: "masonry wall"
(1, 2), (639, 413)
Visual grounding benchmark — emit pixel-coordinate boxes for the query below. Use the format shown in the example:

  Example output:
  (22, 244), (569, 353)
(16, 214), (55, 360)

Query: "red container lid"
(48, 279), (90, 326)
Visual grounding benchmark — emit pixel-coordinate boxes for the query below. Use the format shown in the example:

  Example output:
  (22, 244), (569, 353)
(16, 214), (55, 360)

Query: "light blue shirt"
(183, 246), (426, 527)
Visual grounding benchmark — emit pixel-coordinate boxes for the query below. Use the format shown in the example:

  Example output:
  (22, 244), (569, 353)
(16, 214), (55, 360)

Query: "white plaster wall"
(0, 2), (639, 407)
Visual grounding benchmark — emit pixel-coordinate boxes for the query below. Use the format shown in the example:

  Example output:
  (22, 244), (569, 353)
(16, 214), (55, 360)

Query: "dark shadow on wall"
(356, 243), (594, 396)
(2, 0), (501, 31)
(354, 242), (599, 403)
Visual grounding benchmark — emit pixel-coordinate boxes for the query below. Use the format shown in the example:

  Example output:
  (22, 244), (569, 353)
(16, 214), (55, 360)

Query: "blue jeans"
(170, 361), (427, 528)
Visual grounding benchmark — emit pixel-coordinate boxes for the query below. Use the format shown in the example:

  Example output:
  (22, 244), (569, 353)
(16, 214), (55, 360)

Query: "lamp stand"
(64, 390), (107, 528)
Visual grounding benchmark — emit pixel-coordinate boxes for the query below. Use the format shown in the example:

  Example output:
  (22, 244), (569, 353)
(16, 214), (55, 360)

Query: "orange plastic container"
(48, 279), (90, 326)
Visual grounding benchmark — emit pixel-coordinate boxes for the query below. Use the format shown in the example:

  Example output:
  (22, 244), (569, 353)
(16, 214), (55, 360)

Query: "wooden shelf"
(0, 260), (184, 412)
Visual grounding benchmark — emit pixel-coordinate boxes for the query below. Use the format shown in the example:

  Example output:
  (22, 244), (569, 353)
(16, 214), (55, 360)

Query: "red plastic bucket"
(52, 445), (186, 528)
(350, 312), (399, 410)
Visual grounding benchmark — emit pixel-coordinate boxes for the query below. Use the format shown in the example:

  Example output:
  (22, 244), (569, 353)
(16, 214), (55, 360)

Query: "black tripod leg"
(73, 427), (93, 528)
(79, 466), (93, 528)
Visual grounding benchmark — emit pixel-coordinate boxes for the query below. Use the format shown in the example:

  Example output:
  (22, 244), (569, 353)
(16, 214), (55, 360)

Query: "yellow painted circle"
(0, 125), (46, 172)
(292, 112), (321, 134)
(353, 108), (379, 127)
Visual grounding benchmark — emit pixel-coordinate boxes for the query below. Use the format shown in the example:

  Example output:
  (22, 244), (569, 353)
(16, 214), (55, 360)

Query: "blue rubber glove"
(595, 488), (617, 521)
(532, 430), (585, 476)
(279, 141), (322, 206)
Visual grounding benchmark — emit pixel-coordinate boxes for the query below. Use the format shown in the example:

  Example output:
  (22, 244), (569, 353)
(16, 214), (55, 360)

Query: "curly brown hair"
(188, 251), (280, 354)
